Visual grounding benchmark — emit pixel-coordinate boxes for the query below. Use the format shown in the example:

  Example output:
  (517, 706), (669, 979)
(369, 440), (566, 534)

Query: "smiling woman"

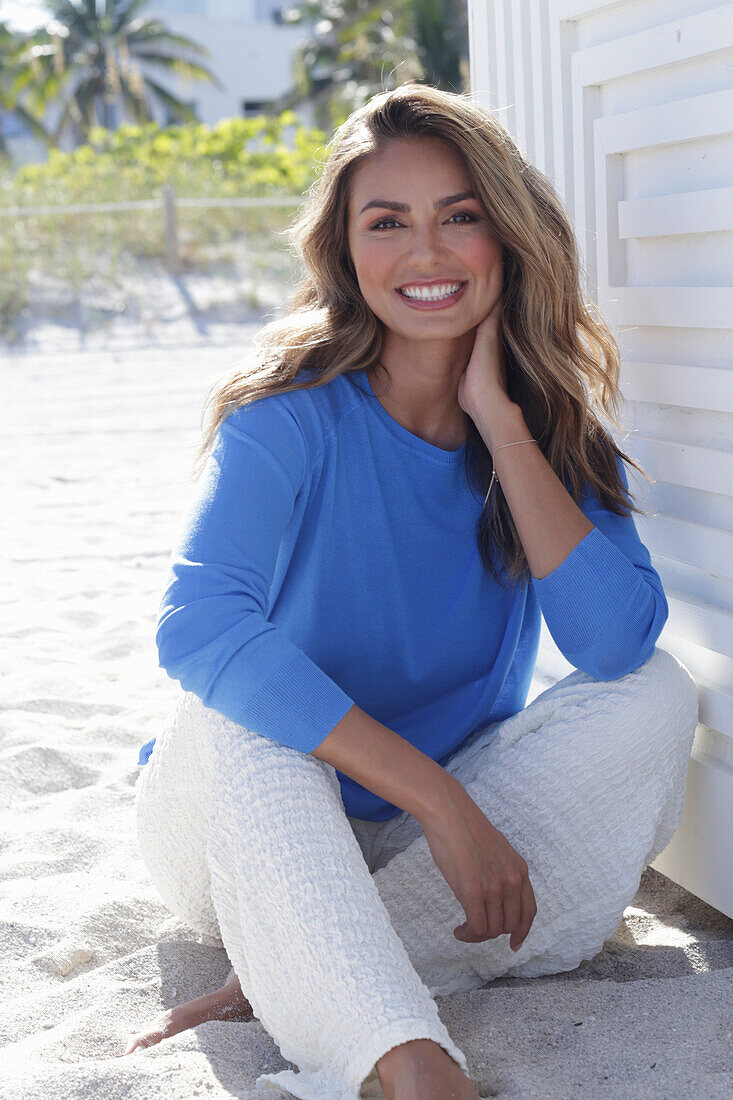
(130, 82), (698, 1100)
(344, 135), (503, 453)
(189, 81), (649, 588)
(348, 148), (498, 333)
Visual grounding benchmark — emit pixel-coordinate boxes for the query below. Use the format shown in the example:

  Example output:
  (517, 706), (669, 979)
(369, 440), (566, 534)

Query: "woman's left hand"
(457, 295), (513, 422)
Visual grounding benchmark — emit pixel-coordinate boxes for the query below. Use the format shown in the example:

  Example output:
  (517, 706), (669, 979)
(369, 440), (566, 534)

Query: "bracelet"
(483, 438), (537, 506)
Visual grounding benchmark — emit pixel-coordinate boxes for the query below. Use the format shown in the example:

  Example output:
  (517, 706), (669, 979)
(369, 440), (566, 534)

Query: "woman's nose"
(403, 225), (449, 265)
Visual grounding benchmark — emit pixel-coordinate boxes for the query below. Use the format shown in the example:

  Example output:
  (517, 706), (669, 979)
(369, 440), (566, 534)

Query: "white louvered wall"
(468, 0), (733, 917)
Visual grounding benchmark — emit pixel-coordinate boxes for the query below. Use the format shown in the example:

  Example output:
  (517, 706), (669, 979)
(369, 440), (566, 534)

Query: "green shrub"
(0, 112), (328, 336)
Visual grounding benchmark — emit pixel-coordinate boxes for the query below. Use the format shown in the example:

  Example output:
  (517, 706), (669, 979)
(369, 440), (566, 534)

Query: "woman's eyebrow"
(358, 190), (476, 215)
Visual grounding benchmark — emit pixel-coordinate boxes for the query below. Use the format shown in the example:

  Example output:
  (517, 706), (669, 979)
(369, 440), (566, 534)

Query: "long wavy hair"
(192, 81), (652, 587)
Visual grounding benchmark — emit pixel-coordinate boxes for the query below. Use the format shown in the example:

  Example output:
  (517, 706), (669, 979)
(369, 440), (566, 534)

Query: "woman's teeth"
(398, 282), (464, 301)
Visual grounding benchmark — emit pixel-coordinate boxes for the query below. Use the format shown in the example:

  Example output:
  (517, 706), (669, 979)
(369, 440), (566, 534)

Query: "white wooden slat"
(666, 591), (733, 662)
(548, 3), (573, 206)
(595, 88), (733, 156)
(468, 0), (492, 96)
(555, 0), (626, 19)
(695, 679), (733, 745)
(593, 131), (620, 290)
(626, 435), (733, 497)
(618, 186), (733, 239)
(656, 561), (733, 622)
(602, 286), (733, 331)
(572, 4), (733, 86)
(621, 362), (733, 413)
(570, 44), (599, 256)
(509, 0), (532, 157)
(671, 668), (733, 745)
(635, 513), (733, 582)
(651, 750), (733, 918)
(492, 0), (512, 132)
(528, 0), (551, 172)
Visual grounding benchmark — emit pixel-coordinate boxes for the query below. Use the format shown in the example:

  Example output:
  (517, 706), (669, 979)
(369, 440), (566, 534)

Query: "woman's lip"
(395, 282), (468, 310)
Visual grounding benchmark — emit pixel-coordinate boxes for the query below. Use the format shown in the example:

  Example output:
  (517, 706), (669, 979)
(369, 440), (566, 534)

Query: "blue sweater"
(139, 367), (668, 820)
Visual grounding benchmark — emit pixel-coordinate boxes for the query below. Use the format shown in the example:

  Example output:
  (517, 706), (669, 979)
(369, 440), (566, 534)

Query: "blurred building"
(146, 0), (313, 126)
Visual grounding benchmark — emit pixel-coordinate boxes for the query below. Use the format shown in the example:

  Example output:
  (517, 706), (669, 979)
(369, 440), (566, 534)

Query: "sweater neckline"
(355, 368), (467, 467)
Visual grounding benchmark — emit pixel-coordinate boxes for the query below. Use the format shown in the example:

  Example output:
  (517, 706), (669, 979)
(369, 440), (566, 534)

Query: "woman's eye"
(369, 211), (478, 231)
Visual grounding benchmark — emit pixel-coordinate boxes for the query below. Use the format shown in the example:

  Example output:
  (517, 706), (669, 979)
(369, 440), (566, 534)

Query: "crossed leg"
(366, 646), (698, 997)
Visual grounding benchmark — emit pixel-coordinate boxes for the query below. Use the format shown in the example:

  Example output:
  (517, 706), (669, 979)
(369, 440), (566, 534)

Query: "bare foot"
(376, 1038), (480, 1100)
(123, 967), (253, 1055)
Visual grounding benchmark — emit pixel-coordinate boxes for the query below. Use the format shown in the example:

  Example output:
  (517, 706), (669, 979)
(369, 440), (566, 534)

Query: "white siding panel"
(618, 187), (733, 238)
(621, 362), (733, 412)
(629, 436), (733, 496)
(469, 0), (733, 916)
(606, 286), (733, 330)
(635, 514), (733, 582)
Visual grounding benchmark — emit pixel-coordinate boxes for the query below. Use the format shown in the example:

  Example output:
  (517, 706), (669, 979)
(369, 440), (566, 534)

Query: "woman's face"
(346, 136), (503, 342)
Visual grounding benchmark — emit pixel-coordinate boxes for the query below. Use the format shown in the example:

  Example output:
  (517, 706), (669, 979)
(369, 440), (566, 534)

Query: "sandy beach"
(2, 287), (732, 1098)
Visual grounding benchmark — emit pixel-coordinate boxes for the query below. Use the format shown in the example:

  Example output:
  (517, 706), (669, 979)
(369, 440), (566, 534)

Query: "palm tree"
(276, 0), (469, 131)
(0, 20), (53, 156)
(276, 0), (421, 130)
(9, 0), (223, 147)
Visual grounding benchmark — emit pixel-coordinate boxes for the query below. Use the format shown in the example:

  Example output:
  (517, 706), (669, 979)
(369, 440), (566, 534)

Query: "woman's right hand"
(419, 774), (537, 950)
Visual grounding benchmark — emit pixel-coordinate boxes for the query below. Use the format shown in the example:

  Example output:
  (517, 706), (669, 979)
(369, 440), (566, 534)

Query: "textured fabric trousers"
(134, 646), (698, 1100)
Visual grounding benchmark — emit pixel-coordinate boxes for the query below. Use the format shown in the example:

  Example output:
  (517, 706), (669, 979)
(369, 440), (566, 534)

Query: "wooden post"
(162, 185), (179, 272)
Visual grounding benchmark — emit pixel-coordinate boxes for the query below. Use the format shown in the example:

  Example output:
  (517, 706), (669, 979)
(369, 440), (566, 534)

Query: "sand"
(2, 284), (732, 1098)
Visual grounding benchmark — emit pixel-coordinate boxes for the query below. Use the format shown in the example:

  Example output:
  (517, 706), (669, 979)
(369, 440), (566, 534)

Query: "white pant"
(134, 647), (698, 1099)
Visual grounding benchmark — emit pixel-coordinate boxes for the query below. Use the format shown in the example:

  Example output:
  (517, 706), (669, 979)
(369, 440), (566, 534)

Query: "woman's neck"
(367, 357), (469, 451)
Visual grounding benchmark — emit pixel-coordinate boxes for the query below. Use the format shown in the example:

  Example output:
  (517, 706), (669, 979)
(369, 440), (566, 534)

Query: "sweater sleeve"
(531, 453), (669, 680)
(155, 400), (355, 753)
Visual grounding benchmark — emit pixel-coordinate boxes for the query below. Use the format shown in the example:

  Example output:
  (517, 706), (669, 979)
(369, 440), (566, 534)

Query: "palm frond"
(131, 50), (222, 88)
(5, 101), (51, 143)
(46, 0), (98, 39)
(141, 74), (200, 123)
(126, 24), (214, 60)
(119, 73), (153, 123)
(111, 0), (155, 35)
